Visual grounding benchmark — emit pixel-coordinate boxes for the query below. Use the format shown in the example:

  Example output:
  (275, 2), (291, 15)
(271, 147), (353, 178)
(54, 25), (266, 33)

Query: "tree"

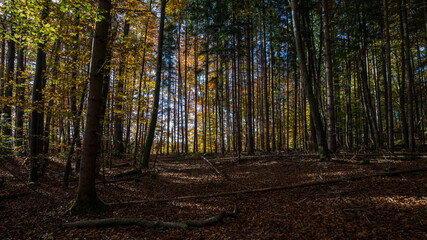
(291, 0), (330, 160)
(245, 1), (254, 155)
(29, 0), (49, 183)
(141, 0), (167, 168)
(3, 0), (15, 153)
(383, 0), (393, 150)
(67, 0), (112, 215)
(322, 0), (336, 153)
(402, 0), (415, 152)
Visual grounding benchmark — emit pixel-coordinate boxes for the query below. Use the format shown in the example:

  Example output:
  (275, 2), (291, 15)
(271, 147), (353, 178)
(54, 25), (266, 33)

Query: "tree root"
(63, 205), (239, 228)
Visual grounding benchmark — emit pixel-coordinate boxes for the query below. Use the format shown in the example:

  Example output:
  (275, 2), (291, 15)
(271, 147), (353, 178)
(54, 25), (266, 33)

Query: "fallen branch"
(62, 206), (238, 229)
(201, 155), (225, 177)
(0, 192), (29, 201)
(200, 155), (251, 190)
(109, 166), (427, 206)
(98, 177), (140, 184)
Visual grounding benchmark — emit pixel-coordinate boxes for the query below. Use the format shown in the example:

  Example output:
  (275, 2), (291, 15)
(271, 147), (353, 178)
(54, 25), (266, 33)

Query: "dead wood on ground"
(62, 206), (239, 228)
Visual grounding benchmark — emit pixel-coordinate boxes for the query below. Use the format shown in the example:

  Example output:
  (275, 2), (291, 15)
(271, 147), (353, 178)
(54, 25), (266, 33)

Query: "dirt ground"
(1, 152), (426, 239)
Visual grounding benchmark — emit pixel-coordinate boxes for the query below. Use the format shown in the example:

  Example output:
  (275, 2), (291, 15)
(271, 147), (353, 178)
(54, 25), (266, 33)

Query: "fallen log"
(109, 166), (427, 206)
(62, 206), (238, 229)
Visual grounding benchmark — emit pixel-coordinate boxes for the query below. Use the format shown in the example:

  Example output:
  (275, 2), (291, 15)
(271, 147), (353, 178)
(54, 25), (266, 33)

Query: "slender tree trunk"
(203, 36), (209, 153)
(134, 0), (152, 161)
(184, 24), (189, 153)
(15, 37), (25, 149)
(3, 10), (15, 151)
(383, 0), (394, 150)
(141, 0), (166, 168)
(0, 30), (5, 100)
(193, 35), (198, 153)
(322, 0), (336, 153)
(245, 8), (254, 155)
(67, 0), (112, 215)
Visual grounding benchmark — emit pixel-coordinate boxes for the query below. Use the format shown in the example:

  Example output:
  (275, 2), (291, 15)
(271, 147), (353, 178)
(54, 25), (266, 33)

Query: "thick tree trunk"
(67, 0), (112, 215)
(291, 0), (330, 160)
(141, 0), (167, 168)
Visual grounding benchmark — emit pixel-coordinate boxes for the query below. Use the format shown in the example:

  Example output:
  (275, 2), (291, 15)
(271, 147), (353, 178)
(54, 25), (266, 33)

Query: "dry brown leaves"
(0, 152), (426, 239)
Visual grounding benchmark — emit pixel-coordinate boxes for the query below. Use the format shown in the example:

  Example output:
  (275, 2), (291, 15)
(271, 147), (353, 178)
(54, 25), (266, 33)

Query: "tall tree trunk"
(141, 0), (167, 168)
(134, 0), (152, 161)
(29, 1), (48, 183)
(193, 34), (198, 153)
(383, 0), (394, 150)
(0, 29), (5, 101)
(15, 37), (25, 149)
(402, 0), (415, 151)
(203, 36), (209, 153)
(291, 0), (330, 160)
(245, 7), (254, 155)
(3, 9), (15, 152)
(184, 24), (189, 153)
(67, 0), (112, 215)
(322, 0), (336, 153)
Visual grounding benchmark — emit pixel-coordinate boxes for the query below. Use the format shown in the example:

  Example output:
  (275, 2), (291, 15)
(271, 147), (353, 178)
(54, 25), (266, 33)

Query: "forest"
(0, 0), (426, 239)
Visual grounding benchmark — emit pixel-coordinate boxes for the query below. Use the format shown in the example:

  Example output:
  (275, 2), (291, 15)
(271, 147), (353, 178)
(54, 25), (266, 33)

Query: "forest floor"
(0, 151), (426, 239)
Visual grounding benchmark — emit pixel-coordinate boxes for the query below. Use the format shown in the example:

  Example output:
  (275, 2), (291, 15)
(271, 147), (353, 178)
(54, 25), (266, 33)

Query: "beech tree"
(68, 0), (112, 215)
